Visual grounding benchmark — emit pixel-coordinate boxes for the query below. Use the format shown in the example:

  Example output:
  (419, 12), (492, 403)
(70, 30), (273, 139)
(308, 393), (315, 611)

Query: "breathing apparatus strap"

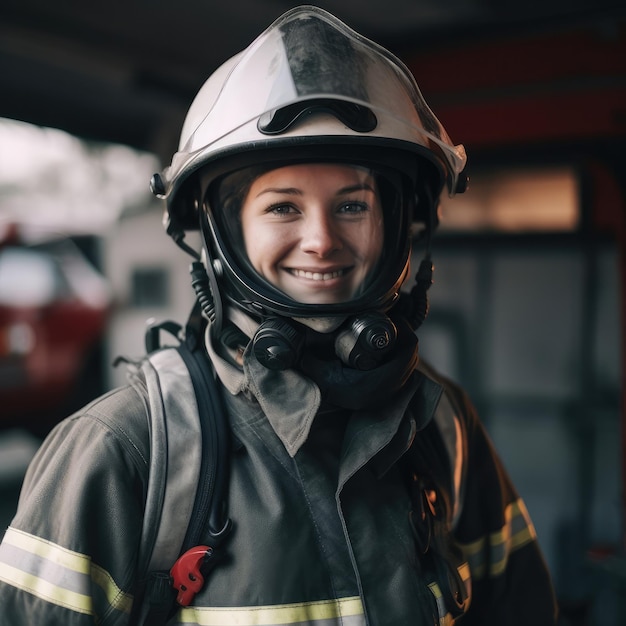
(133, 311), (232, 625)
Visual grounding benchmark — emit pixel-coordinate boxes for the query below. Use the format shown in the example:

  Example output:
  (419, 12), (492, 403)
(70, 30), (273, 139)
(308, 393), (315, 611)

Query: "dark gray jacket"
(0, 350), (557, 625)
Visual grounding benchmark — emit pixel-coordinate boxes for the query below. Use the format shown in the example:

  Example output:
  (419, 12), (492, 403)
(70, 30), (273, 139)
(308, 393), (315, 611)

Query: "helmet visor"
(204, 161), (409, 311)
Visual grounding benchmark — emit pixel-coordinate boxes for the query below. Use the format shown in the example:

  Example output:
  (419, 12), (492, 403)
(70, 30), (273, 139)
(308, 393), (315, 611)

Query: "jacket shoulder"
(416, 360), (475, 419)
(62, 381), (151, 470)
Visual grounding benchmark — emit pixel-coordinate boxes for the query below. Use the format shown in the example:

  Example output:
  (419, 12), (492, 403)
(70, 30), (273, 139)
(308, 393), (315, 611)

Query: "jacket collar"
(205, 309), (321, 456)
(206, 308), (442, 460)
(339, 369), (442, 485)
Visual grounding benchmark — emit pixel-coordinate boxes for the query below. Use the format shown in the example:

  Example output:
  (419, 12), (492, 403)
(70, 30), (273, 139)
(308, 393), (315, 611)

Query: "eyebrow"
(338, 183), (376, 195)
(254, 182), (376, 198)
(255, 187), (302, 198)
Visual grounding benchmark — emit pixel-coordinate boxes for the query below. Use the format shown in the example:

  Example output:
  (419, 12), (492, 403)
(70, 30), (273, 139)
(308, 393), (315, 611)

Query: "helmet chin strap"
(164, 205), (225, 337)
(397, 254), (434, 332)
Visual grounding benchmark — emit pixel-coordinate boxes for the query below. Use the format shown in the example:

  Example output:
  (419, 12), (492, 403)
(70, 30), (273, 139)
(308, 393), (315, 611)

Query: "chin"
(293, 316), (346, 333)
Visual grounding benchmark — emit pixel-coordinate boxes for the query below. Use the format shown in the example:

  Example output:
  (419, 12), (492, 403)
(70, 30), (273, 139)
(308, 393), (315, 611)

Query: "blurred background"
(0, 1), (624, 624)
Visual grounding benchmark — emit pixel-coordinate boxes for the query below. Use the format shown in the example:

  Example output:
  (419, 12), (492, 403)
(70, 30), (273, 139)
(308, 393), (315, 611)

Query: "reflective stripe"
(457, 561), (471, 586)
(174, 596), (365, 626)
(426, 582), (454, 626)
(459, 499), (537, 580)
(0, 527), (133, 616)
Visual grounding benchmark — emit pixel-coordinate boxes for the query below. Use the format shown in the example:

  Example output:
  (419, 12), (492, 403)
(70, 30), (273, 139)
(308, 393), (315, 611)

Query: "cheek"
(244, 240), (261, 273)
(241, 214), (268, 271)
(243, 226), (287, 277)
(372, 230), (384, 263)
(368, 215), (385, 264)
(350, 223), (384, 266)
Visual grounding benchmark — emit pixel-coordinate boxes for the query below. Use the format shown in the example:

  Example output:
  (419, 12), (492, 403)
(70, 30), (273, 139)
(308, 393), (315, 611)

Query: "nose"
(299, 212), (342, 257)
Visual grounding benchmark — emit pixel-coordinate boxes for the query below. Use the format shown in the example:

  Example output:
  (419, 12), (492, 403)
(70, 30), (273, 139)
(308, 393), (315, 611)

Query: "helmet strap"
(398, 255), (434, 331)
(189, 211), (225, 337)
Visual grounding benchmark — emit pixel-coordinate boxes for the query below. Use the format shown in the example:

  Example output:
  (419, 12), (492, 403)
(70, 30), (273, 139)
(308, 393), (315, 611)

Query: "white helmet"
(151, 4), (467, 326)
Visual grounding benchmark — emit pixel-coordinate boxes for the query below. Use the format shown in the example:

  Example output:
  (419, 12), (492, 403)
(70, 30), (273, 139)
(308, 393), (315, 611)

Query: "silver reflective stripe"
(427, 560), (470, 626)
(459, 499), (537, 580)
(433, 393), (466, 527)
(172, 596), (366, 625)
(427, 582), (455, 626)
(0, 527), (132, 616)
(141, 348), (204, 573)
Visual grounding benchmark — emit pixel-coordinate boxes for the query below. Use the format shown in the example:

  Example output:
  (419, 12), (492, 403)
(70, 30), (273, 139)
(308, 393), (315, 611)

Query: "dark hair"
(208, 164), (275, 219)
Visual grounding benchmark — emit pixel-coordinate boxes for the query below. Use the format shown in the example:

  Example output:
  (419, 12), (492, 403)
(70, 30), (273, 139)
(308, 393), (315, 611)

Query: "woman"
(0, 6), (558, 625)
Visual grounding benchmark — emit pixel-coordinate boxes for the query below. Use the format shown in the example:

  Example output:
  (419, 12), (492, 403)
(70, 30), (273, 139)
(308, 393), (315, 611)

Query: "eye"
(337, 201), (369, 215)
(267, 203), (298, 216)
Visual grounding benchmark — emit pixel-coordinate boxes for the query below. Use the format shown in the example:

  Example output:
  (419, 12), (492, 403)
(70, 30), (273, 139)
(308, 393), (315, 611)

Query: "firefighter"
(0, 6), (558, 625)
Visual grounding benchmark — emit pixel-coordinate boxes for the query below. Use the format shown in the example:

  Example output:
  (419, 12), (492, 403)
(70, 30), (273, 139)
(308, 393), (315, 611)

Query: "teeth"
(292, 269), (343, 281)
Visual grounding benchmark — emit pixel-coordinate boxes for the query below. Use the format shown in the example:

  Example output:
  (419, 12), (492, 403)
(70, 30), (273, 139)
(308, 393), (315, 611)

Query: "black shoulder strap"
(133, 313), (231, 625)
(176, 321), (232, 548)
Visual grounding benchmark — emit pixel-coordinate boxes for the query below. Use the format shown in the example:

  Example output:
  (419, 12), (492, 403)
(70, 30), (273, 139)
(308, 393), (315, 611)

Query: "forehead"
(248, 163), (377, 193)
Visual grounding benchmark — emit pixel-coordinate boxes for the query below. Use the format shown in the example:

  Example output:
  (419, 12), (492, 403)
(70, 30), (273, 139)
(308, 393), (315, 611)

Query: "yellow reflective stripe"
(428, 581), (442, 599)
(489, 500), (536, 576)
(459, 498), (537, 580)
(91, 563), (134, 614)
(459, 533), (483, 557)
(0, 561), (93, 614)
(457, 561), (471, 584)
(1, 527), (132, 615)
(175, 596), (365, 625)
(426, 583), (454, 626)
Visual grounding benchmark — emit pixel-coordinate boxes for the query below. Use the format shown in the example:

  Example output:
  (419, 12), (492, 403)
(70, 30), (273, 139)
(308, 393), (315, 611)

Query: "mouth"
(289, 268), (349, 282)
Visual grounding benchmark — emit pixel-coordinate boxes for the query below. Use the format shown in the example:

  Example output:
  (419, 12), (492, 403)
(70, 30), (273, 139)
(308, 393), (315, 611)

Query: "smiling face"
(239, 163), (384, 304)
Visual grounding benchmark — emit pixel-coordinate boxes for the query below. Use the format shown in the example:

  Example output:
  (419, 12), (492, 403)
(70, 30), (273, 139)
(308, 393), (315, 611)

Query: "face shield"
(203, 161), (411, 317)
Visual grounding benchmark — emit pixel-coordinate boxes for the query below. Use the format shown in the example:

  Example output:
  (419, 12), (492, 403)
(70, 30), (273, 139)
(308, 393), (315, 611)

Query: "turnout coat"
(0, 339), (557, 625)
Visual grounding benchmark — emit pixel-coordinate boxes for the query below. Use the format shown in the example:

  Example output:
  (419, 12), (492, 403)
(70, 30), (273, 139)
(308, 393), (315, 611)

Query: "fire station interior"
(0, 2), (625, 624)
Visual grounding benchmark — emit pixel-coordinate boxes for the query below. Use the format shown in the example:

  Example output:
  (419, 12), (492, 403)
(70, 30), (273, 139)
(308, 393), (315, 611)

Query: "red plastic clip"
(170, 545), (212, 606)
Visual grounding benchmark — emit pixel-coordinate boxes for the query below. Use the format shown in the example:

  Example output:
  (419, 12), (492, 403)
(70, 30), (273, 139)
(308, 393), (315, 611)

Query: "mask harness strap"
(400, 182), (437, 332)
